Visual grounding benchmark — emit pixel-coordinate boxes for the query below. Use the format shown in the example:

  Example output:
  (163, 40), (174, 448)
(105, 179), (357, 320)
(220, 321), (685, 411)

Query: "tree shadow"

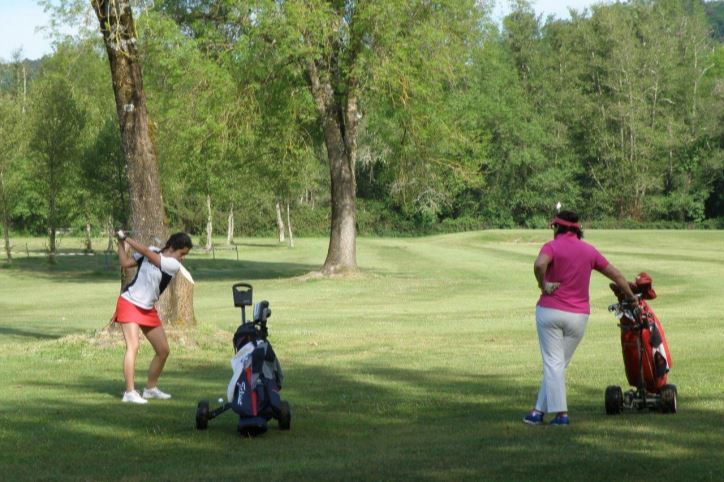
(232, 241), (287, 248)
(183, 258), (319, 281)
(2, 256), (320, 283)
(0, 326), (62, 340)
(2, 253), (119, 280)
(6, 358), (722, 480)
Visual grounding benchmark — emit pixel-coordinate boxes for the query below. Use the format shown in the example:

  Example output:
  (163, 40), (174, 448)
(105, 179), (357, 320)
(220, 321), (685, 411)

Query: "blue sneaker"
(523, 411), (544, 425)
(549, 415), (570, 426)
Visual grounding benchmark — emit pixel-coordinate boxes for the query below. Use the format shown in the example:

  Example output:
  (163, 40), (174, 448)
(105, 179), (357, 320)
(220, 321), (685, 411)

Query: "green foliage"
(27, 60), (86, 244)
(3, 0), (724, 237)
(531, 0), (720, 223)
(354, 1), (486, 221)
(81, 116), (129, 228)
(705, 0), (724, 39)
(465, 25), (582, 226)
(0, 93), (24, 204)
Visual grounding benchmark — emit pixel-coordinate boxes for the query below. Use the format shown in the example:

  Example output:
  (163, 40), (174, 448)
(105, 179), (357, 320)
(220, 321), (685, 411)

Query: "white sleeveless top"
(121, 247), (181, 309)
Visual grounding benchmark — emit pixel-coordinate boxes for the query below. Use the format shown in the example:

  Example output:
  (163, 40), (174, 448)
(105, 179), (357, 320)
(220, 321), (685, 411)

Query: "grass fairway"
(0, 230), (722, 481)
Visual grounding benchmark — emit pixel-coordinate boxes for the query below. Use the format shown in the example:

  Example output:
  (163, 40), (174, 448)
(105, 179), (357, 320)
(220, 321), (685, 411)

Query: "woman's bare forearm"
(122, 237), (162, 267)
(117, 239), (136, 268)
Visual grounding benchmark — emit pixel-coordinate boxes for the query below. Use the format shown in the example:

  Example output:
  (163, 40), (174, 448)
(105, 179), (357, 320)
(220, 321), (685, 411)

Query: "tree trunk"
(286, 202), (294, 248)
(275, 201), (285, 243)
(321, 123), (357, 274)
(2, 218), (10, 262)
(49, 226), (57, 264)
(106, 215), (114, 252)
(0, 169), (11, 263)
(92, 0), (194, 326)
(226, 206), (234, 245)
(305, 59), (358, 274)
(205, 193), (213, 251)
(85, 222), (93, 253)
(48, 190), (57, 262)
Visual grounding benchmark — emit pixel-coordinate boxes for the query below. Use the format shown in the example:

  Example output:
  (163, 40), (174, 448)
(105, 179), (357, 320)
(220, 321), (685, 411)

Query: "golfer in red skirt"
(112, 230), (193, 404)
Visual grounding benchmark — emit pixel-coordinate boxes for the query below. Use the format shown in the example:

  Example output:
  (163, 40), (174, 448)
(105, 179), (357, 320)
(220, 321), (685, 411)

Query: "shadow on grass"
(1, 254), (120, 280)
(3, 358), (723, 481)
(233, 241), (288, 248)
(3, 256), (320, 283)
(0, 326), (62, 340)
(184, 258), (319, 281)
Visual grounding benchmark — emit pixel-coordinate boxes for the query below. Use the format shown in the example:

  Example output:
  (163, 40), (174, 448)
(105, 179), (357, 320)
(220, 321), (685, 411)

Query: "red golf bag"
(618, 298), (672, 392)
(606, 273), (677, 414)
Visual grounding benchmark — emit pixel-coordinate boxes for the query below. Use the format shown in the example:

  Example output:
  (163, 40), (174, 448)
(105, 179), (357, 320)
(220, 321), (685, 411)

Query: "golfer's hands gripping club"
(542, 281), (560, 295)
(116, 229), (128, 242)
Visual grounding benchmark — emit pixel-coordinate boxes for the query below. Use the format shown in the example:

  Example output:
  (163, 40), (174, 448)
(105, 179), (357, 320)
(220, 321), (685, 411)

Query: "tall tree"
(139, 12), (247, 246)
(558, 0), (716, 220)
(82, 116), (129, 235)
(49, 40), (128, 249)
(90, 0), (195, 326)
(702, 44), (724, 219)
(454, 3), (582, 227)
(0, 93), (23, 262)
(28, 73), (86, 260)
(158, 0), (483, 273)
(0, 52), (29, 261)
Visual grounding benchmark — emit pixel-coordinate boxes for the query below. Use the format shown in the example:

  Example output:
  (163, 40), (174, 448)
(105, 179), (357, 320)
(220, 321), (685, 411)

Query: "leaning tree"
(90, 0), (194, 325)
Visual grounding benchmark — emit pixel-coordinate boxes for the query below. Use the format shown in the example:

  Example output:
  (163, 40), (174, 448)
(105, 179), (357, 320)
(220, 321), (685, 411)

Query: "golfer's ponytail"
(163, 232), (193, 251)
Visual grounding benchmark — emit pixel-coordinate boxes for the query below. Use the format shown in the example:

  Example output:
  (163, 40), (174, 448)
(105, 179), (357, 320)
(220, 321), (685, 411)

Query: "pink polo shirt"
(537, 232), (609, 314)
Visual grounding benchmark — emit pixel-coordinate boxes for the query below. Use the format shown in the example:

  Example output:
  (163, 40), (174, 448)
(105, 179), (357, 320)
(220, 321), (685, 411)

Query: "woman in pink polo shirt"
(523, 210), (636, 426)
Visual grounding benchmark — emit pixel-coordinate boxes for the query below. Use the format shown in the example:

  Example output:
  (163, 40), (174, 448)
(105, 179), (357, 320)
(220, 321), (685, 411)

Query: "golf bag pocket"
(230, 343), (283, 418)
(232, 367), (259, 417)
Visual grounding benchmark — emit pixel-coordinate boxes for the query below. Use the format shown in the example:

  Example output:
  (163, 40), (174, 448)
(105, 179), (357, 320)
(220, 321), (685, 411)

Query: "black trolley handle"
(232, 283), (253, 323)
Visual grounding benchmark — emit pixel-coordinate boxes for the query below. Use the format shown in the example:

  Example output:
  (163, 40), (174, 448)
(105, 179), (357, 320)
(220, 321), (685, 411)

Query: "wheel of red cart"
(660, 385), (677, 414)
(605, 385), (623, 415)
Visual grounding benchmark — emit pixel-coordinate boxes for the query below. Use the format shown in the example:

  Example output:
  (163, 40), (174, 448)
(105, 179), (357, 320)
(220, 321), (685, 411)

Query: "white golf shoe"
(122, 390), (148, 404)
(143, 387), (172, 400)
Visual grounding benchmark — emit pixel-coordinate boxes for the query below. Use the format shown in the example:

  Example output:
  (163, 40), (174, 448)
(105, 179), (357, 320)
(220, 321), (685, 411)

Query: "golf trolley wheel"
(660, 384), (677, 414)
(605, 385), (623, 415)
(278, 401), (291, 430)
(196, 401), (210, 430)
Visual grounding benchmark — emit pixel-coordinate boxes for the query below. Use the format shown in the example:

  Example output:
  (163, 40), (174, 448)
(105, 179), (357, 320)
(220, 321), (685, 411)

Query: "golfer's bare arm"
(118, 237), (163, 268)
(533, 253), (551, 292)
(117, 238), (137, 268)
(599, 264), (637, 301)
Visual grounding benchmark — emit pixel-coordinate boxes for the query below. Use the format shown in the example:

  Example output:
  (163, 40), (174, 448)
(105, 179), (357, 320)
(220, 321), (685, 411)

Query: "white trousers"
(534, 306), (589, 413)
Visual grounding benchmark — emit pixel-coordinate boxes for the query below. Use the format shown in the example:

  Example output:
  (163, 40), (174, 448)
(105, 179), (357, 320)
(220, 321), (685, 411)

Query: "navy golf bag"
(195, 283), (291, 436)
(228, 304), (289, 436)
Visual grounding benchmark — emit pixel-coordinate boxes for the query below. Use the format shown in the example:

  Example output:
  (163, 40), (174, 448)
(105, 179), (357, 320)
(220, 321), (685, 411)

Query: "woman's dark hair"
(163, 232), (193, 251)
(553, 210), (584, 239)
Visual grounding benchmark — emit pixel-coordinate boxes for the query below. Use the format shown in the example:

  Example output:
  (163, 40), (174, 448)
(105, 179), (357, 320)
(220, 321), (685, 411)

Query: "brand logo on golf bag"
(236, 380), (246, 404)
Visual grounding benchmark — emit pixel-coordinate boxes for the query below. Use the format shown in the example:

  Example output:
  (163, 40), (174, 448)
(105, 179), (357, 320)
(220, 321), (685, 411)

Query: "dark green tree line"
(1, 0), (722, 260)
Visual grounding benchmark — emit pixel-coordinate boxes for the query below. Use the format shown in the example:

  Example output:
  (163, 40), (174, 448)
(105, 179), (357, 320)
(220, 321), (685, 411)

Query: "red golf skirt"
(113, 296), (162, 327)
